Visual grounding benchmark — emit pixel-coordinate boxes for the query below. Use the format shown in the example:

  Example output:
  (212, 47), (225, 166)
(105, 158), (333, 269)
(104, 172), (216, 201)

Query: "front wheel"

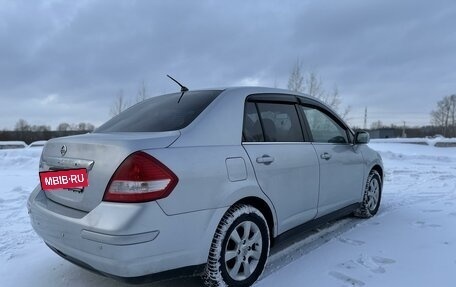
(204, 204), (270, 287)
(354, 170), (382, 218)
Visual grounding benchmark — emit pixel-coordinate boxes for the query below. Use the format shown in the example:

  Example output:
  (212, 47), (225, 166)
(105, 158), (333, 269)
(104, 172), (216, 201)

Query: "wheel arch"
(371, 164), (384, 182)
(232, 196), (276, 239)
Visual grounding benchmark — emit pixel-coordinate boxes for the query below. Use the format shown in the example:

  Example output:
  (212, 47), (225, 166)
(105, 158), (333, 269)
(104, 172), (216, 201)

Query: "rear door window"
(243, 102), (264, 142)
(253, 102), (304, 142)
(96, 90), (221, 132)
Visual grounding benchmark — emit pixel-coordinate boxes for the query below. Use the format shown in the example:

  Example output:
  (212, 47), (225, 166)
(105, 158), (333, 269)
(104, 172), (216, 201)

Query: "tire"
(354, 170), (382, 218)
(204, 204), (270, 287)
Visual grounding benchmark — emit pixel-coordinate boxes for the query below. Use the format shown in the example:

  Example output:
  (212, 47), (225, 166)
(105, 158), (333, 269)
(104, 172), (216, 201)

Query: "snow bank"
(369, 142), (456, 163)
(371, 137), (456, 147)
(1, 143), (456, 287)
(0, 148), (41, 265)
(0, 147), (42, 169)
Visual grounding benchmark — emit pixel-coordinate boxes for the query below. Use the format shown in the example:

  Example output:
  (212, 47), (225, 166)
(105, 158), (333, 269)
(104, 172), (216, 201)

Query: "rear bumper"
(47, 243), (205, 284)
(27, 185), (226, 278)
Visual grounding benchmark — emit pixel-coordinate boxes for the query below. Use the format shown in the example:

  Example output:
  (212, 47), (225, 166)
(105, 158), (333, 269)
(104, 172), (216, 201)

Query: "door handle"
(320, 152), (332, 160)
(256, 155), (274, 165)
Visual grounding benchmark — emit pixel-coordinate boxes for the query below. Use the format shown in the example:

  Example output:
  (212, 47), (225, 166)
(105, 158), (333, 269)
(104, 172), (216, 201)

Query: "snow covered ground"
(1, 142), (455, 286)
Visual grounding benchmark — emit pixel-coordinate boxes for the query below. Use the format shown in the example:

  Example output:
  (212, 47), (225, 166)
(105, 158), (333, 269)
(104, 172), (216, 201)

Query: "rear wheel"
(204, 204), (270, 287)
(355, 170), (382, 218)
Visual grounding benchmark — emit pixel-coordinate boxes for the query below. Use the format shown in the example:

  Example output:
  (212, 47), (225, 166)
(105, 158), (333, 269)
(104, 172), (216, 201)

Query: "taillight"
(103, 151), (178, 203)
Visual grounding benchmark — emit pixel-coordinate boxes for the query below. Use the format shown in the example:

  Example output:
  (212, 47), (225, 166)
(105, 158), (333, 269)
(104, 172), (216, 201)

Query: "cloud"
(0, 0), (455, 129)
(41, 93), (58, 105)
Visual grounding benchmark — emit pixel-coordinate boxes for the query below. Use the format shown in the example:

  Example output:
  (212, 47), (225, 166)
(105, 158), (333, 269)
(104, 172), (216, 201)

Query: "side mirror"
(355, 131), (370, 144)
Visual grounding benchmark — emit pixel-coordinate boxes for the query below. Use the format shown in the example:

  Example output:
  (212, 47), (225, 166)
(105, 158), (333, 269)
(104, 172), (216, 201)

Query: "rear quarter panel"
(150, 146), (273, 216)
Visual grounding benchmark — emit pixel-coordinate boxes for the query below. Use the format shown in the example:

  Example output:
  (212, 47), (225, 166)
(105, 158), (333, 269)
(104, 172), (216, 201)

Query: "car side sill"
(273, 203), (361, 246)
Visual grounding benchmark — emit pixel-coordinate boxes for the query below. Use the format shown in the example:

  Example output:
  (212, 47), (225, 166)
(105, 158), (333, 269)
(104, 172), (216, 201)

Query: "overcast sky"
(1, 0), (455, 130)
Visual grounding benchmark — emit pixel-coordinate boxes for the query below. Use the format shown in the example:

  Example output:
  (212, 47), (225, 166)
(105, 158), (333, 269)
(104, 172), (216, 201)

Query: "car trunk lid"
(39, 131), (180, 212)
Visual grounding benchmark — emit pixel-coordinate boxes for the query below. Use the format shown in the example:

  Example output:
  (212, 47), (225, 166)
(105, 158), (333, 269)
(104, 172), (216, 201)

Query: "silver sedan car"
(28, 87), (383, 287)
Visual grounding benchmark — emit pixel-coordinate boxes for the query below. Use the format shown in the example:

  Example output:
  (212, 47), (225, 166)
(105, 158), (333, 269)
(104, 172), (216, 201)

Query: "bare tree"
(15, 119), (31, 131)
(31, 125), (50, 132)
(77, 122), (87, 131)
(110, 89), (129, 117)
(431, 94), (456, 137)
(450, 94), (456, 137)
(305, 71), (325, 99)
(432, 96), (448, 136)
(76, 122), (95, 131)
(86, 123), (95, 132)
(287, 59), (304, 93)
(287, 60), (350, 119)
(370, 120), (384, 129)
(136, 80), (148, 103)
(57, 122), (71, 131)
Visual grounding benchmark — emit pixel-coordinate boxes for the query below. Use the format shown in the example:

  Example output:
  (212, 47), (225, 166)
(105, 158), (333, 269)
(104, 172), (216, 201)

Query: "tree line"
(12, 119), (95, 132)
(0, 130), (91, 145)
(0, 119), (96, 144)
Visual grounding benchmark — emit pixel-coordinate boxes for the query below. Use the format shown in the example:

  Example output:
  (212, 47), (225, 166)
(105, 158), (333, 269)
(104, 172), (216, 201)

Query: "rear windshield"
(96, 90), (222, 132)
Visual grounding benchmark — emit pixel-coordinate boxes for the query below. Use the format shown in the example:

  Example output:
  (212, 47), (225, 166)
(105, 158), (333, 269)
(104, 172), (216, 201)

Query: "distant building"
(369, 128), (398, 139)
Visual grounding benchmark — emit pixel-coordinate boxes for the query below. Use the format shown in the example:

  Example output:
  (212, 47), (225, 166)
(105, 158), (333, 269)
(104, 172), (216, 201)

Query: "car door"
(299, 104), (365, 217)
(242, 97), (320, 234)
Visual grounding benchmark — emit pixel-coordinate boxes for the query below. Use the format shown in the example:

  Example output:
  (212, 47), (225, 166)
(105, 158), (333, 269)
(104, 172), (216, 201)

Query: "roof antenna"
(166, 74), (189, 103)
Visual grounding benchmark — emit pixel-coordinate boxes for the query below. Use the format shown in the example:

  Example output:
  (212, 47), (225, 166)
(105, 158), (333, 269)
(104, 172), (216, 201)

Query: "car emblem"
(60, 145), (67, 156)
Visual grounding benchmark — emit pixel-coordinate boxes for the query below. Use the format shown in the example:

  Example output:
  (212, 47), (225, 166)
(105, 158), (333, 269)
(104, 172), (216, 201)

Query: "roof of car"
(0, 141), (27, 146)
